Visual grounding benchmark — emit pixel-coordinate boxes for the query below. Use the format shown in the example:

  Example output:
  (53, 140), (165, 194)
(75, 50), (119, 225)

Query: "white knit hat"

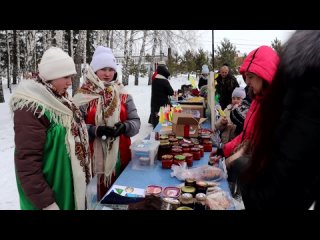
(232, 87), (246, 99)
(90, 46), (117, 72)
(38, 47), (76, 81)
(202, 64), (209, 74)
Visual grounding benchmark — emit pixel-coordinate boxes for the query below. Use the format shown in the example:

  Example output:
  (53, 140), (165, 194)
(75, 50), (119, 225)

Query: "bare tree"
(73, 30), (87, 96)
(148, 30), (158, 85)
(122, 30), (129, 86)
(134, 30), (148, 85)
(0, 78), (4, 103)
(54, 30), (64, 48)
(12, 30), (18, 85)
(6, 30), (11, 93)
(110, 30), (114, 49)
(70, 30), (74, 58)
(17, 30), (21, 82)
(25, 30), (36, 73)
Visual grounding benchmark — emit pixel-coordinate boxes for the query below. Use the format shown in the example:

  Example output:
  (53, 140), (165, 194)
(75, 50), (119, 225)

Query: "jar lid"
(172, 148), (183, 152)
(180, 192), (193, 199)
(182, 153), (193, 157)
(196, 181), (208, 187)
(163, 197), (180, 205)
(174, 155), (186, 160)
(162, 154), (173, 160)
(195, 193), (207, 201)
(176, 206), (193, 210)
(181, 186), (196, 194)
(185, 178), (196, 184)
(191, 147), (200, 151)
(176, 136), (184, 140)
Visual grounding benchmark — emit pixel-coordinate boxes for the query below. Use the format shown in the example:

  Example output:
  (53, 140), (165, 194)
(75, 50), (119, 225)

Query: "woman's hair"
(242, 30), (320, 182)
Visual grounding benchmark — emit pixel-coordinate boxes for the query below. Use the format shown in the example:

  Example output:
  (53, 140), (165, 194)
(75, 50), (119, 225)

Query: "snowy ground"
(0, 74), (245, 210)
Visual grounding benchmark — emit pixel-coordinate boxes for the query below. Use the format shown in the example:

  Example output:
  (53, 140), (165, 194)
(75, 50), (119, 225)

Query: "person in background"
(11, 47), (91, 210)
(149, 63), (174, 128)
(73, 46), (140, 201)
(215, 65), (239, 110)
(198, 64), (209, 89)
(236, 30), (320, 209)
(215, 87), (246, 144)
(151, 60), (166, 81)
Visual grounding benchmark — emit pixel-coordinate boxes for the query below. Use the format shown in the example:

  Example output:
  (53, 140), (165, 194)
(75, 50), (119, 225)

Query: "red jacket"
(223, 46), (279, 157)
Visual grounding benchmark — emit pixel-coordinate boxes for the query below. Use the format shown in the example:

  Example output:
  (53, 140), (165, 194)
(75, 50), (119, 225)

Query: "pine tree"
(215, 38), (238, 74)
(271, 38), (282, 55)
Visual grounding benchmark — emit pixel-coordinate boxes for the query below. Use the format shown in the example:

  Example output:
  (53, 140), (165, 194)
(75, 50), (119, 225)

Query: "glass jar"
(195, 180), (208, 194)
(158, 143), (172, 160)
(173, 155), (186, 166)
(203, 141), (213, 152)
(171, 148), (183, 157)
(169, 137), (179, 146)
(182, 153), (193, 167)
(161, 197), (180, 210)
(161, 154), (173, 169)
(179, 193), (194, 208)
(191, 147), (201, 160)
(194, 193), (207, 211)
(185, 178), (196, 187)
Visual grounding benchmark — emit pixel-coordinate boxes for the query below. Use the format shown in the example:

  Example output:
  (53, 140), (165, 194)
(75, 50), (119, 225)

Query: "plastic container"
(130, 139), (160, 166)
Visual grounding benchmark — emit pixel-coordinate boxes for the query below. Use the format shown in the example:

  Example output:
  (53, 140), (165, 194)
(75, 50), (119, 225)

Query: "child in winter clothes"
(73, 46), (141, 201)
(215, 87), (246, 144)
(198, 64), (209, 89)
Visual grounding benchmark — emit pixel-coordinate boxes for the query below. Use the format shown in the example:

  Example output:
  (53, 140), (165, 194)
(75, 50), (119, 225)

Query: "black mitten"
(113, 122), (126, 137)
(96, 126), (116, 138)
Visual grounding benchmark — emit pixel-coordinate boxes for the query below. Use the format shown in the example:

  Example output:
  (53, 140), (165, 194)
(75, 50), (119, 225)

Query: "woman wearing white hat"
(73, 46), (141, 201)
(11, 47), (91, 210)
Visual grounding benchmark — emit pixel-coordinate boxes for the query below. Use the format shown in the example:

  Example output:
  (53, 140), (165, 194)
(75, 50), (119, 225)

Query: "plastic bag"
(206, 188), (233, 210)
(170, 162), (226, 181)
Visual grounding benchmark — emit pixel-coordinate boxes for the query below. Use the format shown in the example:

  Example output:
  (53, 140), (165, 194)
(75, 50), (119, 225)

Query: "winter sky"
(198, 30), (295, 54)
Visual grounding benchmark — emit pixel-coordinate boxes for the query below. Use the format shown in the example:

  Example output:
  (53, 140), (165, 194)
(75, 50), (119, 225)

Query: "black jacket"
(216, 74), (239, 110)
(151, 74), (174, 112)
(198, 76), (208, 89)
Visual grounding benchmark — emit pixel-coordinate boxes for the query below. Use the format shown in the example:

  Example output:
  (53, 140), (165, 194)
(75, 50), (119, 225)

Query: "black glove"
(217, 147), (224, 157)
(96, 126), (116, 138)
(113, 122), (126, 137)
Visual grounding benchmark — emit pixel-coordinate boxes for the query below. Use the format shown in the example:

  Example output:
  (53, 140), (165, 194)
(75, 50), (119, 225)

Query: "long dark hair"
(242, 30), (320, 182)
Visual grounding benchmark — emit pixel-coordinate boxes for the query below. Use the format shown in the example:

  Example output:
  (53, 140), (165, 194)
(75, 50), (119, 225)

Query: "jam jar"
(191, 147), (201, 160)
(203, 141), (213, 152)
(182, 153), (193, 167)
(194, 144), (204, 157)
(158, 143), (172, 160)
(179, 193), (194, 208)
(195, 180), (208, 194)
(169, 137), (179, 146)
(161, 197), (180, 210)
(181, 143), (191, 153)
(173, 155), (186, 166)
(171, 148), (183, 157)
(194, 193), (207, 211)
(185, 178), (196, 187)
(161, 154), (173, 169)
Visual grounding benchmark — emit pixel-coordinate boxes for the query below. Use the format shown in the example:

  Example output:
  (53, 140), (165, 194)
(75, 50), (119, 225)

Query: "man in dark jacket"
(216, 65), (239, 110)
(149, 65), (174, 128)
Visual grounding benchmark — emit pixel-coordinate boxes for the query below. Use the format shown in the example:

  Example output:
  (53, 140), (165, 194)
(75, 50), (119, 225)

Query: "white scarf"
(10, 79), (90, 210)
(73, 66), (123, 186)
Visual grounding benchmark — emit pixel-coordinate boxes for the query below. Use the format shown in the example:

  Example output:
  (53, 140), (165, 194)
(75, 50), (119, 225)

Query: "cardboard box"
(181, 104), (205, 118)
(172, 113), (206, 138)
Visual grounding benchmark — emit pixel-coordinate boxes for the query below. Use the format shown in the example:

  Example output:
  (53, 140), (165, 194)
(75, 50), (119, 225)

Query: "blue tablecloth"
(98, 120), (235, 209)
